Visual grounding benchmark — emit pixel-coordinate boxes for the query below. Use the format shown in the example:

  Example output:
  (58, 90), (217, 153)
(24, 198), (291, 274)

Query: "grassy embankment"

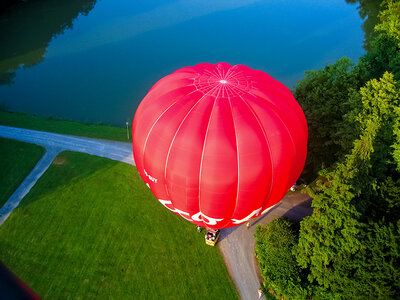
(0, 151), (238, 299)
(0, 138), (45, 207)
(0, 110), (131, 142)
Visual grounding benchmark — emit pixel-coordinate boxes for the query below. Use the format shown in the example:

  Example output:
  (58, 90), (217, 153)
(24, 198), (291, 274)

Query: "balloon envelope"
(132, 62), (307, 229)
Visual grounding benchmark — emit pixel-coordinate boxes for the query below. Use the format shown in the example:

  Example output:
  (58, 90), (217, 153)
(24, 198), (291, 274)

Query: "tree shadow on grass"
(17, 150), (120, 209)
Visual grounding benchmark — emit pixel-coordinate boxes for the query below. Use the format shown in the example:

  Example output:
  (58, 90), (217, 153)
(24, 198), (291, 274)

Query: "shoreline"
(0, 110), (131, 142)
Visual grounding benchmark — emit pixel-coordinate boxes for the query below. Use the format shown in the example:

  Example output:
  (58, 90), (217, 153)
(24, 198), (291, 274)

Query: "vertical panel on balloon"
(164, 95), (215, 215)
(252, 75), (308, 136)
(141, 91), (204, 200)
(246, 94), (296, 208)
(132, 85), (195, 175)
(199, 96), (238, 227)
(250, 88), (307, 187)
(228, 95), (273, 222)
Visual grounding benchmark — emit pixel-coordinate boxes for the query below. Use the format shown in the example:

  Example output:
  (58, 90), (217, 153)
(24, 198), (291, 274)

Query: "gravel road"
(219, 193), (313, 300)
(0, 125), (134, 165)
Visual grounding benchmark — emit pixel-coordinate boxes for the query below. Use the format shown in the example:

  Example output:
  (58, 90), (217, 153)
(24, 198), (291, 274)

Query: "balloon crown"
(192, 62), (253, 97)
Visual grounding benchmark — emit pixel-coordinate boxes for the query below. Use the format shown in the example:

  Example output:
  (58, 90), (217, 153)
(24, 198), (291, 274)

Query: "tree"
(358, 0), (400, 83)
(255, 218), (310, 299)
(257, 4), (400, 298)
(293, 57), (367, 178)
(359, 33), (400, 83)
(375, 0), (400, 46)
(294, 72), (400, 298)
(296, 1), (400, 180)
(393, 105), (400, 171)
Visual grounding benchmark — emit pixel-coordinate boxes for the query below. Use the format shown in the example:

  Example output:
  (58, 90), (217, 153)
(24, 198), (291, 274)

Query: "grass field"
(0, 110), (130, 142)
(0, 138), (45, 207)
(0, 151), (238, 299)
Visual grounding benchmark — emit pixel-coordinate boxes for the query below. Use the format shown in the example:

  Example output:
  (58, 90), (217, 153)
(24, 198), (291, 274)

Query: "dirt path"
(218, 193), (313, 300)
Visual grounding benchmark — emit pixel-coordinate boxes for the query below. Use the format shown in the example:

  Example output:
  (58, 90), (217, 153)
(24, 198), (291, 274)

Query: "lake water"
(0, 0), (366, 126)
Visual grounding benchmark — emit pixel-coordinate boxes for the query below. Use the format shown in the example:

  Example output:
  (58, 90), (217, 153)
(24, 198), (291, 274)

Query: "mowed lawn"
(0, 151), (238, 299)
(0, 138), (45, 207)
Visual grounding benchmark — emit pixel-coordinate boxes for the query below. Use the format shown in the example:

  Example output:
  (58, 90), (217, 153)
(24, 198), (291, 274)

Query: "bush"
(254, 218), (311, 299)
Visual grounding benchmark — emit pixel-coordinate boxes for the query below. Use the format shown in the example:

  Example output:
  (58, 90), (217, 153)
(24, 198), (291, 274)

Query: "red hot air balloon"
(132, 62), (307, 229)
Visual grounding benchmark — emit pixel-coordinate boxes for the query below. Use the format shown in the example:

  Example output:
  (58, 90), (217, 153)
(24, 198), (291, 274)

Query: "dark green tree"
(358, 0), (400, 83)
(393, 105), (400, 171)
(293, 57), (366, 178)
(296, 1), (400, 180)
(375, 0), (400, 46)
(255, 218), (310, 299)
(359, 33), (400, 83)
(294, 72), (400, 299)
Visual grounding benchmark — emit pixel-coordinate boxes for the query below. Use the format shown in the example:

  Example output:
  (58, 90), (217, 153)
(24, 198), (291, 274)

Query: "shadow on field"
(18, 151), (119, 208)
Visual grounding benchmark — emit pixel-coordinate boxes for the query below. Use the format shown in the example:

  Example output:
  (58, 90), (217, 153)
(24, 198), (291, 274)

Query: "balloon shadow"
(219, 225), (239, 242)
(281, 197), (313, 222)
(219, 203), (283, 242)
(251, 202), (282, 228)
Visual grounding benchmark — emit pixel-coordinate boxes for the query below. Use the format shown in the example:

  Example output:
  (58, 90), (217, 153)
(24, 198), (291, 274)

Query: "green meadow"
(0, 151), (238, 299)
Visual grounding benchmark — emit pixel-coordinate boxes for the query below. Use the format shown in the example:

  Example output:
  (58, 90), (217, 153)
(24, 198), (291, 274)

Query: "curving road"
(0, 125), (134, 165)
(218, 193), (312, 300)
(0, 125), (312, 300)
(0, 125), (134, 226)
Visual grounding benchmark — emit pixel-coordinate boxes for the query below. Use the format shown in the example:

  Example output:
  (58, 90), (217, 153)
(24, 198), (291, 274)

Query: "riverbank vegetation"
(256, 1), (400, 298)
(0, 138), (44, 206)
(0, 110), (131, 142)
(0, 151), (238, 299)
